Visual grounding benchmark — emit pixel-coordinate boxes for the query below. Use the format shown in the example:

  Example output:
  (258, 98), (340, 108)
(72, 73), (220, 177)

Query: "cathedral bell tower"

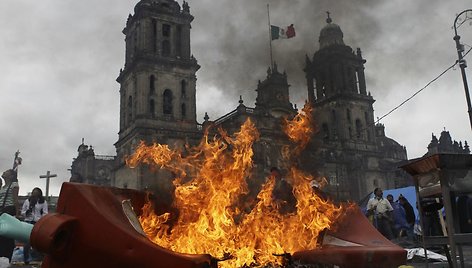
(304, 14), (374, 144)
(114, 0), (200, 189)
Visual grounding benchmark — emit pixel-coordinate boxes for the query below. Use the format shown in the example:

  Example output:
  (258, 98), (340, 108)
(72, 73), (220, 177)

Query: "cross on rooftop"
(39, 170), (57, 201)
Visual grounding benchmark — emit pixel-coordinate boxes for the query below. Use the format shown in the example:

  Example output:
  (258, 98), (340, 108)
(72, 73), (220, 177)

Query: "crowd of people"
(269, 173), (472, 247)
(0, 169), (48, 264)
(366, 187), (418, 240)
(366, 187), (450, 242)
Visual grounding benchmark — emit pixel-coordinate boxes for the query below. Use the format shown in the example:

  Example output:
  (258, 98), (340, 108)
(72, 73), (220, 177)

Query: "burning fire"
(127, 104), (349, 267)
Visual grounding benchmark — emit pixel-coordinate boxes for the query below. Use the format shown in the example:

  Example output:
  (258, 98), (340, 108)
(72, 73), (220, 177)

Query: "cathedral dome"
(319, 16), (345, 49)
(378, 136), (403, 148)
(134, 0), (181, 13)
(377, 136), (407, 160)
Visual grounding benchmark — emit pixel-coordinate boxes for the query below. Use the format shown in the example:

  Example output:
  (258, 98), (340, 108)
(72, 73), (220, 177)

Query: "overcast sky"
(0, 0), (471, 196)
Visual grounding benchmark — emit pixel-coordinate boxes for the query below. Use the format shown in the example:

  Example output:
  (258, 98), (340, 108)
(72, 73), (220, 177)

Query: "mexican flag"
(271, 24), (296, 40)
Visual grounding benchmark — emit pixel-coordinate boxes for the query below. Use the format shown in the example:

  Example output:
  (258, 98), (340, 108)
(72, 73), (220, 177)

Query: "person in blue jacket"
(387, 194), (409, 238)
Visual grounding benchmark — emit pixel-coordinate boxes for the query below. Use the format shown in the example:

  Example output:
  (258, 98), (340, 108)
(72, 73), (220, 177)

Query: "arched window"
(322, 123), (330, 141)
(356, 119), (362, 139)
(331, 110), (336, 121)
(149, 75), (155, 95)
(162, 40), (170, 56)
(127, 96), (133, 121)
(355, 69), (360, 93)
(163, 89), (173, 115)
(152, 19), (157, 53)
(176, 25), (182, 57)
(150, 99), (155, 117)
(181, 80), (186, 98)
(181, 103), (186, 118)
(133, 32), (138, 54)
(346, 109), (351, 122)
(162, 24), (171, 37)
(321, 81), (326, 97)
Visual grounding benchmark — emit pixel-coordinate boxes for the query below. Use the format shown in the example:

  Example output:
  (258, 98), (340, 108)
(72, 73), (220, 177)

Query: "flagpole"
(267, 4), (274, 69)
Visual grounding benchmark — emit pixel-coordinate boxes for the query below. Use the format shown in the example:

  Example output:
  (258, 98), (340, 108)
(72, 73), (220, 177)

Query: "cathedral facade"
(71, 0), (424, 201)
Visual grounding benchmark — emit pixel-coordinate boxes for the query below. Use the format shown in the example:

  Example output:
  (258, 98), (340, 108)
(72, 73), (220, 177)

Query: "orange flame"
(283, 103), (314, 155)
(127, 106), (348, 267)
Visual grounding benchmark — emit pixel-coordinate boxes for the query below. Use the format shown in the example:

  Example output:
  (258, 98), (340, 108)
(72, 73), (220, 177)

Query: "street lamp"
(453, 9), (472, 131)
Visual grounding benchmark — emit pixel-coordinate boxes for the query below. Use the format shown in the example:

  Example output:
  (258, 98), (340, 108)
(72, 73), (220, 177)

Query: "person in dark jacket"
(398, 195), (415, 239)
(270, 167), (296, 214)
(398, 195), (415, 226)
(420, 197), (443, 236)
(457, 194), (472, 233)
(387, 194), (409, 238)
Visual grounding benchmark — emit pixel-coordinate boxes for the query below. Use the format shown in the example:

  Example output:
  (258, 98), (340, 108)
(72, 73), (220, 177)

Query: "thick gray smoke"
(190, 0), (383, 120)
(0, 0), (470, 195)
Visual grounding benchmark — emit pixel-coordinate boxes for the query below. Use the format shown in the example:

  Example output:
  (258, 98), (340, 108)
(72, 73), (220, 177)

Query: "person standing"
(270, 167), (296, 214)
(466, 195), (472, 232)
(0, 169), (19, 262)
(21, 187), (48, 264)
(386, 194), (408, 238)
(367, 188), (394, 239)
(421, 197), (444, 237)
(398, 195), (415, 238)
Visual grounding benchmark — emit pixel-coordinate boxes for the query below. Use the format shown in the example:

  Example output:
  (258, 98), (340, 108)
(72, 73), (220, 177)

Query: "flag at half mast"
(271, 24), (295, 40)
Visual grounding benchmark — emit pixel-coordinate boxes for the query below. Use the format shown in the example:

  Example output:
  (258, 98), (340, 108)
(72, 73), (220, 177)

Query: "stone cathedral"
(70, 0), (421, 201)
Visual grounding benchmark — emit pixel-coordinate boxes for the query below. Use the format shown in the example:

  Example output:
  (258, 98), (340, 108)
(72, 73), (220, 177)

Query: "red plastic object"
(31, 183), (405, 268)
(292, 207), (407, 268)
(31, 182), (212, 268)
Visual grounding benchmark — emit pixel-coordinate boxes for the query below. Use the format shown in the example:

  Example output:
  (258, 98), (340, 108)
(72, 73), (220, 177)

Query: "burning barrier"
(127, 105), (352, 267)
